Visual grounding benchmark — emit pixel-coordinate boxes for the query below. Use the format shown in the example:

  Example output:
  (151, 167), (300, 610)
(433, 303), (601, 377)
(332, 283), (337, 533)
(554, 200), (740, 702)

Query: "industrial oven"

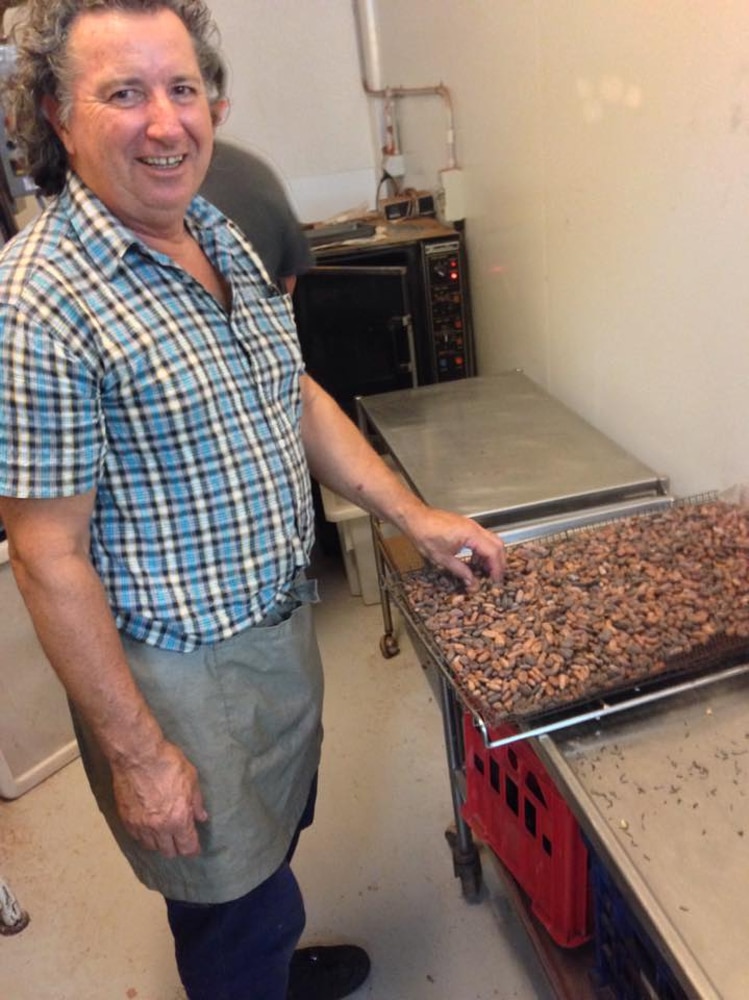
(293, 217), (473, 422)
(356, 372), (749, 1000)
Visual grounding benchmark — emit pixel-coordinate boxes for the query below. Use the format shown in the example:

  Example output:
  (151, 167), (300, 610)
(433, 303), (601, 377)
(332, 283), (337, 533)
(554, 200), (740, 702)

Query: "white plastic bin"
(0, 542), (79, 799)
(318, 486), (381, 604)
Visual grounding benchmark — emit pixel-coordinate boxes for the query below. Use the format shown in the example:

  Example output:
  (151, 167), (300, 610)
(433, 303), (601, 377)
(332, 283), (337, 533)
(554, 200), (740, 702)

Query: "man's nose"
(145, 93), (183, 137)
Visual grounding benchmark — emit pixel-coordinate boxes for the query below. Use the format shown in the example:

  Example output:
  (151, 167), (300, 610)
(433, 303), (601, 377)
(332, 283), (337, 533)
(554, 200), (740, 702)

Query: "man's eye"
(172, 84), (199, 101)
(109, 88), (142, 106)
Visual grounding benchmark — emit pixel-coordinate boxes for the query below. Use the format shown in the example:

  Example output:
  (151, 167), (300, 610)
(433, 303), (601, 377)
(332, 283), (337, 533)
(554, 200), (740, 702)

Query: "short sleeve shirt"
(0, 174), (314, 651)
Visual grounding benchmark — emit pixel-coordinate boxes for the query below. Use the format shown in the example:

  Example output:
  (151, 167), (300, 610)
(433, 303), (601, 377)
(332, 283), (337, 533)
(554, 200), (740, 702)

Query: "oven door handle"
(396, 314), (418, 388)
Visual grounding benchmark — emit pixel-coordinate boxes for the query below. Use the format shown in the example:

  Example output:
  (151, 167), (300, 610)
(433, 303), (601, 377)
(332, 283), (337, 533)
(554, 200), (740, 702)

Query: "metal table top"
(538, 670), (749, 1000)
(357, 372), (666, 524)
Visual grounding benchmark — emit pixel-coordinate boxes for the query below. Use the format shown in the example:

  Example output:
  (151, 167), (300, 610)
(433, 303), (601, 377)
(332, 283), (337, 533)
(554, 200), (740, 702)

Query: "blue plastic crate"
(591, 855), (687, 1000)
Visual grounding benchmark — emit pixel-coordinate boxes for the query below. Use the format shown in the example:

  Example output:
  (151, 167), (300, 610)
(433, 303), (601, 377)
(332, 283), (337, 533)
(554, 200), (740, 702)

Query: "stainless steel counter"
(537, 670), (749, 1000)
(358, 371), (667, 524)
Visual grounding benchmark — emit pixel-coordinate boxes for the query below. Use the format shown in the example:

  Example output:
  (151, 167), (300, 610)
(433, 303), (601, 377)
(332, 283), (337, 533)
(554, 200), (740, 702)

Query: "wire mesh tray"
(389, 495), (749, 740)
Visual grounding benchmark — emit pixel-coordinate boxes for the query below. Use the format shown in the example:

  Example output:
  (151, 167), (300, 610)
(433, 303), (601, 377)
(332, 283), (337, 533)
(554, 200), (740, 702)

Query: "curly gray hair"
(3, 0), (227, 196)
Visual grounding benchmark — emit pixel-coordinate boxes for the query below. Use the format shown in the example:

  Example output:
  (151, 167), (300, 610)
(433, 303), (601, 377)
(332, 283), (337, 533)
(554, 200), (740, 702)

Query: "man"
(0, 3), (505, 999)
(200, 138), (312, 293)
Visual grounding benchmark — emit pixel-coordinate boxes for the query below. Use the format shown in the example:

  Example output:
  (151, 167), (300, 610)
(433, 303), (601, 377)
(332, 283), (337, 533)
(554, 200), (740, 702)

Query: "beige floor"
(0, 550), (554, 1000)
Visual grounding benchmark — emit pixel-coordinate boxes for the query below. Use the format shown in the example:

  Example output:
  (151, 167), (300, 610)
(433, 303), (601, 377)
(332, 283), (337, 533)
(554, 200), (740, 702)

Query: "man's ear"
(41, 94), (73, 152)
(210, 97), (230, 128)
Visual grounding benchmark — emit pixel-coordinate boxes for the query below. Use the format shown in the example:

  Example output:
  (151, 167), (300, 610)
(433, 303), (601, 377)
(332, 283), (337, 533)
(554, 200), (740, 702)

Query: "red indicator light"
(450, 271), (459, 281)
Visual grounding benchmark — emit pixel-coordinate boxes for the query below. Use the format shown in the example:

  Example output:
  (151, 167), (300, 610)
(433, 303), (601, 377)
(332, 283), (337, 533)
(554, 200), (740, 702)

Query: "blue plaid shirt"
(0, 174), (313, 651)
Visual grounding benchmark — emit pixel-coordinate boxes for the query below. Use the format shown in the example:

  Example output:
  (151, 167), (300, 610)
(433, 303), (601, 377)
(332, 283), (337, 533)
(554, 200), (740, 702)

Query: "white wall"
(208, 0), (378, 221)
(371, 0), (749, 497)
(212, 1), (749, 496)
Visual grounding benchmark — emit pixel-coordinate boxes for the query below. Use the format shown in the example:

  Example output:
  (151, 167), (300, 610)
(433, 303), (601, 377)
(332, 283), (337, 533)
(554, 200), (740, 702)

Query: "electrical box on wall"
(440, 168), (466, 222)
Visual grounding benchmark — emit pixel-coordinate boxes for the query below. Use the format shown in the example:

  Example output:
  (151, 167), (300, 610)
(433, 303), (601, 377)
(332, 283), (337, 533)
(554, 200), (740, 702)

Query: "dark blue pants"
(166, 776), (317, 1000)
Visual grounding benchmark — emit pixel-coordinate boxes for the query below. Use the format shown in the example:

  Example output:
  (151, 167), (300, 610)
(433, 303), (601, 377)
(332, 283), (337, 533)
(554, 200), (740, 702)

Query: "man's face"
(49, 7), (215, 237)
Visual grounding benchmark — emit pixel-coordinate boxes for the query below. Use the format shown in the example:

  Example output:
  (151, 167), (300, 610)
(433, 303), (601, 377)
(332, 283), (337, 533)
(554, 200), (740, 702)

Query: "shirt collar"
(61, 171), (235, 280)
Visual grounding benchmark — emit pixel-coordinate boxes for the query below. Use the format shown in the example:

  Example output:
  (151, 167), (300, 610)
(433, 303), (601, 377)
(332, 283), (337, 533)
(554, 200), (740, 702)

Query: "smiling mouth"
(139, 155), (187, 169)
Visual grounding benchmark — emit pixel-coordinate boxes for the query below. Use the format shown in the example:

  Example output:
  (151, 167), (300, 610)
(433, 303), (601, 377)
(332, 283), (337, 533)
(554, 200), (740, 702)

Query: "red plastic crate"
(461, 713), (592, 947)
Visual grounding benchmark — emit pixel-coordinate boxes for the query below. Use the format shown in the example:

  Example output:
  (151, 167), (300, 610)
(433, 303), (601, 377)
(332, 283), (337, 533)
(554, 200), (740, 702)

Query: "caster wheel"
(445, 827), (483, 902)
(379, 634), (400, 658)
(459, 867), (483, 903)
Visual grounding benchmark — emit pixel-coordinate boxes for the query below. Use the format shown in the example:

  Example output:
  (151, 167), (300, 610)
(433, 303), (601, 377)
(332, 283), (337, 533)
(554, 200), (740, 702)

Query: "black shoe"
(287, 944), (371, 1000)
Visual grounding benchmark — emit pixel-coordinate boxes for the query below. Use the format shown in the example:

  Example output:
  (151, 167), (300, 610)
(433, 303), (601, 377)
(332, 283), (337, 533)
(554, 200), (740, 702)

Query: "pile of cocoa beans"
(401, 501), (749, 722)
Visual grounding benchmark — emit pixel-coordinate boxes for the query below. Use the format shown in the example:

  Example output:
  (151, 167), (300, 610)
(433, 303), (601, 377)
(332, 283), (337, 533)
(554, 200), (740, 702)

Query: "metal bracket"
(473, 661), (749, 749)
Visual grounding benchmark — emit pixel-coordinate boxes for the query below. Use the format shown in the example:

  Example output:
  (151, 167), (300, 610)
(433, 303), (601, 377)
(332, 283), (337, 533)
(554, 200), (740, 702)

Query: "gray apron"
(73, 578), (324, 903)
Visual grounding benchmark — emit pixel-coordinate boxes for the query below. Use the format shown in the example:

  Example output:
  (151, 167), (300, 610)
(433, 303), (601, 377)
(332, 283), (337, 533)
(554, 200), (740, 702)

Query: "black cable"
(376, 169), (401, 210)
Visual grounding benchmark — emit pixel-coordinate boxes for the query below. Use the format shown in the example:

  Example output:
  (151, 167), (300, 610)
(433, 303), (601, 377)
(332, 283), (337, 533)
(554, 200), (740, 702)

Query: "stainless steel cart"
(356, 372), (748, 1000)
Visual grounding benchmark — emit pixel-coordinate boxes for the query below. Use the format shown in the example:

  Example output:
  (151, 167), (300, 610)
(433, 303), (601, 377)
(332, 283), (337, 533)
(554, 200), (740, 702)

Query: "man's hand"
(406, 507), (506, 589)
(111, 741), (208, 858)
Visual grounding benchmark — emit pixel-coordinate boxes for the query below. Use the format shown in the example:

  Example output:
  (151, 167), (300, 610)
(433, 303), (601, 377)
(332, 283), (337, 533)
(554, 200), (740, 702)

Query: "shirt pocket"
(231, 287), (304, 408)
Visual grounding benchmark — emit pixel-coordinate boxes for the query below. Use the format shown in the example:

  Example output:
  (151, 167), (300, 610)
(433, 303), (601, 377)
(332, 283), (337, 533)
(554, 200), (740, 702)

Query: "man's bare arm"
(0, 491), (207, 857)
(299, 375), (505, 587)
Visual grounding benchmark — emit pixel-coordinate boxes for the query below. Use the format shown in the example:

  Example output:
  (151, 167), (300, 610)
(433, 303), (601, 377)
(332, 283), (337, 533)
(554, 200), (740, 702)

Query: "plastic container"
(461, 714), (592, 947)
(0, 546), (79, 799)
(318, 485), (380, 604)
(590, 856), (687, 1000)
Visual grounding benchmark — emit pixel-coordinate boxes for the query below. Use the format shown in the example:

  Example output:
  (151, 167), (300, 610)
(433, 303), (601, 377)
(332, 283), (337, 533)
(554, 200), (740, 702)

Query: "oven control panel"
(423, 238), (472, 381)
